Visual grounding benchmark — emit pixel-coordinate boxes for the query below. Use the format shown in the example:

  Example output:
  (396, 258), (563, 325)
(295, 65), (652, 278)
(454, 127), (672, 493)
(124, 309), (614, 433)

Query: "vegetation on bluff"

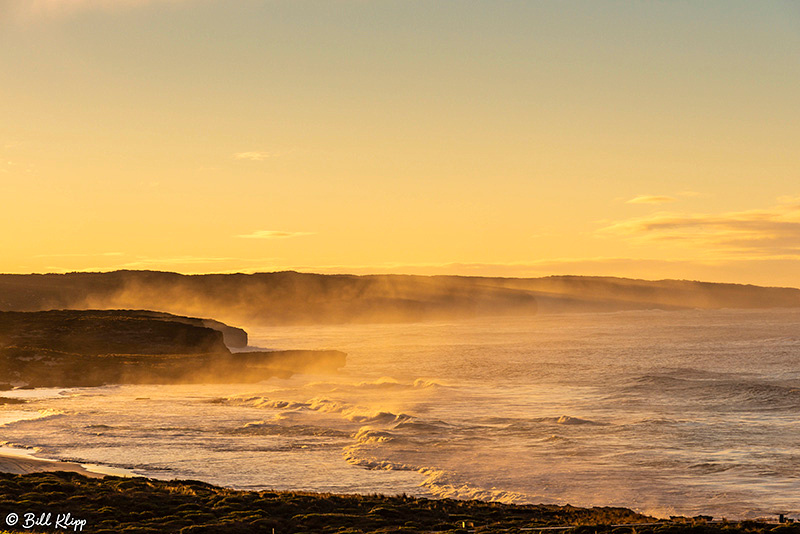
(0, 472), (794, 534)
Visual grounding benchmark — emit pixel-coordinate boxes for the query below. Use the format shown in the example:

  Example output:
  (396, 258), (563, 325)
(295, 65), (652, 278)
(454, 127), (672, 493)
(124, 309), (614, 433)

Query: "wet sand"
(0, 452), (103, 477)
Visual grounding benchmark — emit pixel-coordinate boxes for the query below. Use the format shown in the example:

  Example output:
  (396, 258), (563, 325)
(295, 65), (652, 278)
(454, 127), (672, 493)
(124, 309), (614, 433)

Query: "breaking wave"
(628, 374), (800, 410)
(0, 409), (66, 427)
(342, 446), (529, 504)
(5, 310), (800, 519)
(229, 421), (350, 438)
(222, 394), (413, 425)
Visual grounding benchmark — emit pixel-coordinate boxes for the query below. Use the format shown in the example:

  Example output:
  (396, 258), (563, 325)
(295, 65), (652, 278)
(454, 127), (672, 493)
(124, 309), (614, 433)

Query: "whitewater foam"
(0, 409), (65, 427)
(3, 310), (800, 518)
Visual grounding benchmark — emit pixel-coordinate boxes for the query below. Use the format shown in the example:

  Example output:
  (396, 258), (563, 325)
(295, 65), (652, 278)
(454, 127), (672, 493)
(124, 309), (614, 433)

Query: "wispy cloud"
(117, 256), (238, 269)
(235, 230), (313, 239)
(601, 197), (800, 257)
(626, 195), (676, 205)
(233, 151), (272, 162)
(34, 252), (124, 259)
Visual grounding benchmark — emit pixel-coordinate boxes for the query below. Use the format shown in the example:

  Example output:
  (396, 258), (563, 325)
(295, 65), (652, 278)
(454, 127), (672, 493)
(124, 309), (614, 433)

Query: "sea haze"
(2, 308), (799, 520)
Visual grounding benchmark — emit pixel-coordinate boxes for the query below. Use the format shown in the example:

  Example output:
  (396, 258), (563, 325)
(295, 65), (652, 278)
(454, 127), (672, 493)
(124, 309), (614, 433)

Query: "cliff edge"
(0, 310), (344, 388)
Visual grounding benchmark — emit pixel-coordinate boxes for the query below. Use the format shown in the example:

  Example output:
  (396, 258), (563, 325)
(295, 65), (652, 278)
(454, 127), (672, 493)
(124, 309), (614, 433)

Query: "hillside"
(1, 271), (799, 326)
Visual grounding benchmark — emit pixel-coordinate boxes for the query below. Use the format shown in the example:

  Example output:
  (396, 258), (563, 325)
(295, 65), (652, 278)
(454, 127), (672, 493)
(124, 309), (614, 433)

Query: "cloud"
(601, 197), (800, 257)
(233, 151), (271, 162)
(117, 256), (239, 269)
(235, 230), (313, 239)
(626, 195), (676, 205)
(34, 252), (124, 259)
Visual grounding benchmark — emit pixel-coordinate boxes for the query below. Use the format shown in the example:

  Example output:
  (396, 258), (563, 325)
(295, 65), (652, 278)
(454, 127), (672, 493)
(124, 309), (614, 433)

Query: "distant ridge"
(1, 271), (798, 326)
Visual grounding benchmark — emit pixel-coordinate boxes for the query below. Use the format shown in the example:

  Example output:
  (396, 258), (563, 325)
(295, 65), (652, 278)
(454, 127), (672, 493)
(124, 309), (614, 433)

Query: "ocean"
(2, 308), (799, 520)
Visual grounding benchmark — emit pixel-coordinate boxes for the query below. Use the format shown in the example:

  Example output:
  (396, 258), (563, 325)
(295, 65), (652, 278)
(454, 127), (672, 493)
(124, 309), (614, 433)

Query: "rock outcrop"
(0, 310), (230, 356)
(77, 309), (249, 348)
(0, 310), (344, 388)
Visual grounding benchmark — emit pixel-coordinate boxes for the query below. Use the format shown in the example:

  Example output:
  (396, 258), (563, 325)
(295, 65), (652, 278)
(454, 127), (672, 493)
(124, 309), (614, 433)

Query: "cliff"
(0, 310), (344, 388)
(91, 309), (248, 348)
(0, 310), (229, 356)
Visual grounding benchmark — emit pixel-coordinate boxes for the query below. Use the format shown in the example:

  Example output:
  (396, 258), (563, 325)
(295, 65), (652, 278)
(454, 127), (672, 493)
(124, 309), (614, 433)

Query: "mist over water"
(2, 309), (800, 519)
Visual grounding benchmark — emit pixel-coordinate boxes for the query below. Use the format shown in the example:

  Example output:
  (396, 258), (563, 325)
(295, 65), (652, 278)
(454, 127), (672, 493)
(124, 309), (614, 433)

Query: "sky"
(1, 0), (799, 287)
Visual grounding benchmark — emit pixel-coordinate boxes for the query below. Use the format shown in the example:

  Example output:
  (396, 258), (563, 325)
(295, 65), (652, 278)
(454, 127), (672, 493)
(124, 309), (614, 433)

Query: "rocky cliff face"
(0, 310), (229, 356)
(0, 310), (343, 388)
(72, 309), (249, 348)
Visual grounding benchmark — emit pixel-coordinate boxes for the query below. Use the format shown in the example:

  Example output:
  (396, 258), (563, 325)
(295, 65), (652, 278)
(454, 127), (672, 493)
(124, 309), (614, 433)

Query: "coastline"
(0, 442), (789, 531)
(0, 471), (789, 534)
(0, 470), (654, 534)
(0, 449), (133, 479)
(2, 312), (799, 523)
(0, 452), (100, 478)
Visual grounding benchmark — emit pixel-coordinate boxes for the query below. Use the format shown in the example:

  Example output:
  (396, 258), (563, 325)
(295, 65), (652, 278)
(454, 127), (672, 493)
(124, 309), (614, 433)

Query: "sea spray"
(2, 310), (800, 518)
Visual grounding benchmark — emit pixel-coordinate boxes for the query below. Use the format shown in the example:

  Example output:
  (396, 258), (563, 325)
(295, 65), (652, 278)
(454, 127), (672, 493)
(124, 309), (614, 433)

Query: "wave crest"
(223, 394), (413, 425)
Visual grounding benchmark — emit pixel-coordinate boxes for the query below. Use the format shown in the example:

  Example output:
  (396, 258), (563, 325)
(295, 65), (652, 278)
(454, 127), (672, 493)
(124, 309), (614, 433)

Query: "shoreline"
(0, 449), (134, 479)
(0, 470), (654, 534)
(0, 452), (101, 478)
(0, 452), (792, 530)
(0, 471), (789, 534)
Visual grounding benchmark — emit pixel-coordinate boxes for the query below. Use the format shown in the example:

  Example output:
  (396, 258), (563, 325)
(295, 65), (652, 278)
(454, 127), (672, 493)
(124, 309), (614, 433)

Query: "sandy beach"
(0, 452), (102, 477)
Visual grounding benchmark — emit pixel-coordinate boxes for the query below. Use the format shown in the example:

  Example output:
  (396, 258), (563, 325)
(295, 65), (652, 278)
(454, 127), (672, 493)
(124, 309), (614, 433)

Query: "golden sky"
(1, 1), (799, 286)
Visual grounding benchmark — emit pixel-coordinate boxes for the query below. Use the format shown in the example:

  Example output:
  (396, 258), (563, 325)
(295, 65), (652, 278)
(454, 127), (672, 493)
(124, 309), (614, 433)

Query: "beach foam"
(3, 310), (800, 518)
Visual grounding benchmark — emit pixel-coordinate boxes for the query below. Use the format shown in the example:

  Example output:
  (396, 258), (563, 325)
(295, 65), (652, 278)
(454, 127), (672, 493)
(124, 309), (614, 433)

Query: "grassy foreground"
(0, 471), (795, 534)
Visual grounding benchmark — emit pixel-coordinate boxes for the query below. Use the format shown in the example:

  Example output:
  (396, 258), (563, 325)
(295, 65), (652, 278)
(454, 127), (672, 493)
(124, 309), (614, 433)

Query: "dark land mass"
(2, 271), (800, 326)
(120, 310), (248, 348)
(490, 276), (800, 314)
(0, 310), (344, 388)
(0, 472), (792, 534)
